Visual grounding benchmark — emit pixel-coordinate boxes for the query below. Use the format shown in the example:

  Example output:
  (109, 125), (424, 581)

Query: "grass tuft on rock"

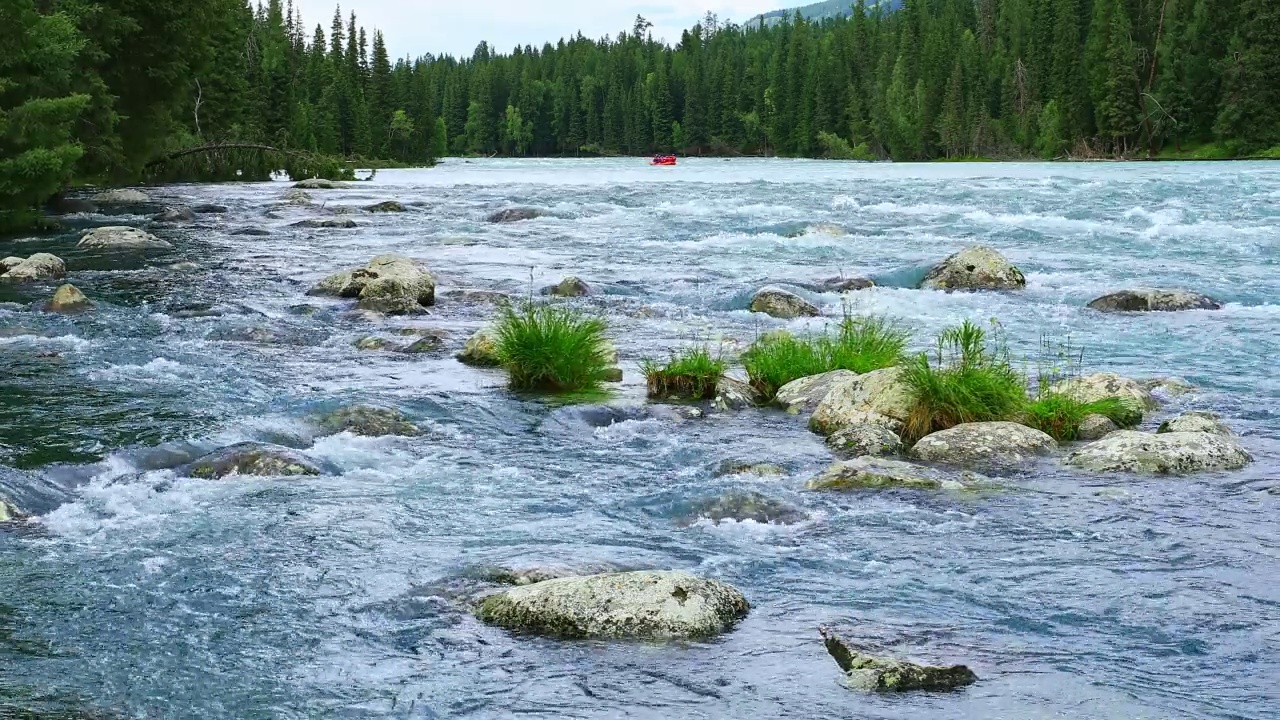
(1023, 394), (1136, 441)
(743, 313), (908, 399)
(641, 345), (726, 400)
(494, 302), (613, 392)
(902, 320), (1027, 443)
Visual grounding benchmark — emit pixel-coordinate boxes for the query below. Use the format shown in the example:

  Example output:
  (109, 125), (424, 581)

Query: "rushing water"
(1, 158), (1278, 719)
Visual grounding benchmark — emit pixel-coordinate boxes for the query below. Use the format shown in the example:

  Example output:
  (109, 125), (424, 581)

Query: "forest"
(3, 0), (1279, 229)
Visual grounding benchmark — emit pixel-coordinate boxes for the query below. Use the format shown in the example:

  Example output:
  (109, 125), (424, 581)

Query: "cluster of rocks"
(308, 254), (436, 314)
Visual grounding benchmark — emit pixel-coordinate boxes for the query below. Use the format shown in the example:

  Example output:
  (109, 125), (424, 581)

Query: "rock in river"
(92, 188), (150, 204)
(183, 442), (323, 479)
(364, 201), (407, 213)
(1157, 411), (1234, 437)
(921, 245), (1025, 291)
(826, 422), (903, 458)
(910, 422), (1057, 469)
(457, 327), (501, 367)
(1065, 431), (1251, 474)
(44, 284), (92, 314)
(821, 276), (876, 292)
(487, 207), (542, 223)
(309, 254), (435, 315)
(280, 189), (313, 205)
(749, 286), (821, 319)
(677, 492), (808, 526)
(78, 226), (173, 249)
(808, 457), (987, 491)
(291, 217), (358, 229)
(293, 178), (343, 189)
(1050, 372), (1154, 426)
(775, 370), (857, 414)
(475, 570), (750, 640)
(546, 276), (593, 297)
(151, 206), (196, 223)
(1087, 288), (1222, 313)
(0, 254), (66, 282)
(820, 627), (977, 692)
(714, 376), (763, 411)
(318, 405), (420, 437)
(1077, 413), (1119, 441)
(810, 367), (914, 436)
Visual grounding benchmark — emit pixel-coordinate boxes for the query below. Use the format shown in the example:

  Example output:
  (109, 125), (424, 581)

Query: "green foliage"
(641, 346), (726, 400)
(902, 320), (1028, 443)
(494, 303), (613, 393)
(1024, 394), (1134, 441)
(817, 131), (875, 160)
(743, 313), (908, 399)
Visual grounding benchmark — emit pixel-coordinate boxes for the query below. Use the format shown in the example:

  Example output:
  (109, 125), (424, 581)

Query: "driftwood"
(144, 143), (283, 169)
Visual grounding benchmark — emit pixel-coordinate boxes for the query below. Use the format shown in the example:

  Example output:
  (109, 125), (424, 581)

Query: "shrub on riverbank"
(494, 303), (613, 392)
(902, 320), (1027, 443)
(744, 313), (908, 399)
(642, 346), (726, 400)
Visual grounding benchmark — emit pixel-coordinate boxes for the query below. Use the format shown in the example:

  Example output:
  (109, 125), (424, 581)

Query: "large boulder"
(1050, 372), (1154, 426)
(774, 370), (858, 414)
(921, 245), (1025, 291)
(474, 570), (750, 640)
(44, 284), (92, 313)
(293, 178), (342, 189)
(487, 207), (542, 223)
(1065, 431), (1251, 474)
(810, 367), (913, 436)
(78, 226), (172, 249)
(714, 376), (764, 411)
(909, 422), (1057, 469)
(826, 422), (903, 459)
(92, 188), (150, 204)
(364, 201), (406, 213)
(0, 253), (66, 282)
(807, 457), (988, 491)
(457, 327), (501, 367)
(309, 254), (435, 315)
(183, 442), (323, 479)
(749, 286), (821, 319)
(318, 405), (420, 437)
(821, 627), (977, 692)
(1157, 411), (1234, 437)
(546, 276), (593, 297)
(1087, 288), (1222, 313)
(291, 217), (358, 229)
(677, 492), (809, 526)
(0, 256), (24, 273)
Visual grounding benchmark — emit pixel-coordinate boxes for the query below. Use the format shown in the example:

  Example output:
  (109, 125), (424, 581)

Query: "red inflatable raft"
(650, 155), (677, 166)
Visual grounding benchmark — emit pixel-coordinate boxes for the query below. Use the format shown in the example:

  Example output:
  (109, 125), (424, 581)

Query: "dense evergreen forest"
(3, 0), (1279, 230)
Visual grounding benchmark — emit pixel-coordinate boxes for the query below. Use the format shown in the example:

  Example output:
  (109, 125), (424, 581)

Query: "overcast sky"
(292, 1), (784, 59)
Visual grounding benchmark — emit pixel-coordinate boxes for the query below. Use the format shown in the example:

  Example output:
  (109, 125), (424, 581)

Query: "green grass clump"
(1023, 394), (1135, 441)
(743, 313), (908, 399)
(641, 346), (726, 400)
(902, 320), (1028, 443)
(494, 302), (613, 392)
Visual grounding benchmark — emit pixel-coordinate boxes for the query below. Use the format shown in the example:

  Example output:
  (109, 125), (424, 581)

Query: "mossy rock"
(318, 405), (420, 437)
(457, 327), (501, 367)
(808, 457), (987, 491)
(821, 627), (978, 692)
(183, 442), (323, 479)
(920, 245), (1025, 291)
(1065, 431), (1251, 474)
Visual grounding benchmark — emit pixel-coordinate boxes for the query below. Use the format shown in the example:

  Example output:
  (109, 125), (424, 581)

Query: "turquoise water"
(1, 159), (1277, 718)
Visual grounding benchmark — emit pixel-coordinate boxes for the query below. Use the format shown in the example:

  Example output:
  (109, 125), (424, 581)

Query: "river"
(1, 158), (1277, 718)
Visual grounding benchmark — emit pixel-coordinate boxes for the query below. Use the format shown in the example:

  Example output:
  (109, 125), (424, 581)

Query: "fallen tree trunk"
(144, 143), (282, 169)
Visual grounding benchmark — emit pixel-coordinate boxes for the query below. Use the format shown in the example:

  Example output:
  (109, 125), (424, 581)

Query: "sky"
(292, 1), (785, 59)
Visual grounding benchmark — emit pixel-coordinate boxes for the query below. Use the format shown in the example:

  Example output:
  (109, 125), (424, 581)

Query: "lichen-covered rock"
(1157, 411), (1234, 437)
(1087, 288), (1222, 313)
(401, 334), (445, 354)
(775, 370), (858, 414)
(713, 460), (788, 477)
(318, 405), (420, 437)
(183, 442), (323, 479)
(92, 188), (150, 204)
(749, 286), (821, 318)
(1050, 372), (1154, 426)
(487, 207), (542, 223)
(44, 284), (92, 313)
(309, 254), (435, 315)
(1077, 414), (1119, 441)
(280, 189), (313, 205)
(821, 627), (977, 692)
(1141, 376), (1197, 396)
(0, 253), (66, 282)
(921, 245), (1025, 291)
(714, 376), (763, 411)
(1065, 431), (1251, 474)
(810, 367), (913, 435)
(78, 226), (172, 249)
(291, 217), (358, 229)
(444, 289), (512, 305)
(677, 492), (808, 526)
(475, 570), (749, 640)
(910, 422), (1057, 468)
(472, 563), (624, 587)
(821, 276), (876, 292)
(364, 200), (406, 213)
(293, 178), (342, 189)
(826, 422), (903, 458)
(354, 336), (397, 351)
(808, 456), (987, 491)
(457, 327), (501, 367)
(603, 366), (624, 383)
(0, 256), (25, 273)
(547, 276), (592, 297)
(152, 206), (196, 223)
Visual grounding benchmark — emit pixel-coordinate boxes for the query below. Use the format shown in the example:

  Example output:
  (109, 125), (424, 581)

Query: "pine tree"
(1097, 0), (1141, 153)
(1214, 0), (1280, 152)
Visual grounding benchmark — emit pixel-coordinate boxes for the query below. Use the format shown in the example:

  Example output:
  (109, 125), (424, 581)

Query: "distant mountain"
(752, 0), (896, 26)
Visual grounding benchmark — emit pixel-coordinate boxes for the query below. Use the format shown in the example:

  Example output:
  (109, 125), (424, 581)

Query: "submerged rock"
(749, 286), (821, 319)
(1065, 431), (1251, 474)
(821, 276), (876, 292)
(291, 217), (358, 229)
(820, 627), (978, 692)
(0, 498), (24, 523)
(192, 203), (228, 214)
(807, 457), (987, 491)
(364, 200), (406, 213)
(471, 563), (624, 587)
(444, 288), (512, 306)
(804, 223), (847, 236)
(1050, 372), (1154, 426)
(232, 227), (272, 236)
(354, 336), (398, 351)
(44, 284), (92, 313)
(0, 253), (66, 282)
(1087, 288), (1222, 313)
(1157, 411), (1234, 437)
(775, 370), (858, 414)
(713, 460), (788, 477)
(546, 276), (593, 297)
(910, 422), (1057, 469)
(309, 254), (435, 315)
(487, 207), (542, 223)
(318, 405), (420, 437)
(826, 422), (903, 458)
(293, 178), (342, 189)
(280, 188), (313, 205)
(151, 206), (196, 223)
(401, 334), (446, 354)
(92, 188), (150, 204)
(1077, 414), (1119, 441)
(78, 226), (172, 249)
(183, 442), (323, 479)
(810, 367), (913, 436)
(713, 376), (763, 411)
(457, 327), (501, 367)
(1141, 376), (1197, 397)
(677, 492), (808, 526)
(475, 570), (750, 640)
(921, 245), (1025, 291)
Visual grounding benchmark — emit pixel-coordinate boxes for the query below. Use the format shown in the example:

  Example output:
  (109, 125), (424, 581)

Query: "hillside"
(754, 0), (893, 26)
